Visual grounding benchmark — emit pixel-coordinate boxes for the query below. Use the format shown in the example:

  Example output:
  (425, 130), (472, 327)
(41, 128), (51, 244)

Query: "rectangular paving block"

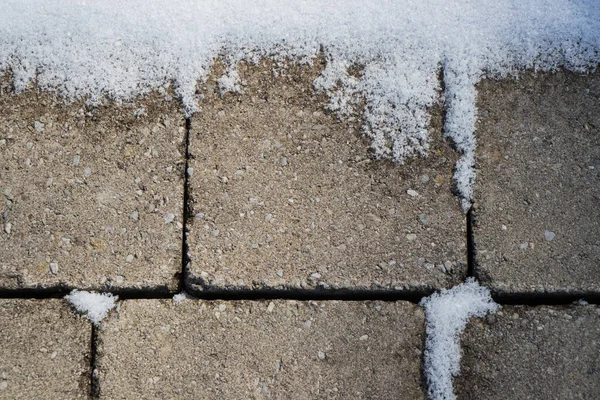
(187, 61), (466, 294)
(0, 299), (91, 399)
(0, 81), (185, 291)
(97, 299), (425, 399)
(456, 304), (600, 399)
(473, 71), (600, 295)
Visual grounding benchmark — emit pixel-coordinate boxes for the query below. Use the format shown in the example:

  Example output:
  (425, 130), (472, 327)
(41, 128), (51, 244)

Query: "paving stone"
(0, 81), (185, 291)
(187, 60), (466, 294)
(97, 299), (425, 399)
(0, 299), (91, 399)
(456, 304), (600, 399)
(473, 71), (600, 295)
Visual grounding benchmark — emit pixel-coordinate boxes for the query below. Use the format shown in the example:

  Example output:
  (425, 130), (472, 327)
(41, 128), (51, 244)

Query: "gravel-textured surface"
(0, 299), (91, 399)
(473, 71), (600, 295)
(187, 60), (466, 294)
(456, 304), (600, 399)
(97, 299), (425, 399)
(0, 81), (185, 291)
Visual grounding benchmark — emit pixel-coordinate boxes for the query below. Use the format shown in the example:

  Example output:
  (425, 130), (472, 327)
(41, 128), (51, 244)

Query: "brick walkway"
(0, 65), (599, 399)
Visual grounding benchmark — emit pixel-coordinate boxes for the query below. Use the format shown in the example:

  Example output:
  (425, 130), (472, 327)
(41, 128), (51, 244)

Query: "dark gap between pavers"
(473, 70), (600, 295)
(96, 299), (426, 399)
(455, 304), (600, 399)
(0, 79), (185, 292)
(186, 59), (467, 295)
(0, 299), (92, 398)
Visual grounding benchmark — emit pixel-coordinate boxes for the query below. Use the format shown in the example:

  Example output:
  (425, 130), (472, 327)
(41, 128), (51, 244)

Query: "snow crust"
(2, 1), (599, 209)
(65, 290), (118, 325)
(420, 279), (499, 400)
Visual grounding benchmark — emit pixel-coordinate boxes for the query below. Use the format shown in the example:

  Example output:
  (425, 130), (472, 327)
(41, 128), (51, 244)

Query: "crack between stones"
(179, 117), (192, 294)
(89, 325), (100, 399)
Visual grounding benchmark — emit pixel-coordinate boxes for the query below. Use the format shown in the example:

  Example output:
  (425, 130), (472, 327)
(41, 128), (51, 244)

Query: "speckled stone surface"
(456, 304), (600, 399)
(187, 61), (467, 294)
(97, 299), (425, 399)
(0, 299), (91, 399)
(0, 83), (185, 291)
(473, 71), (600, 295)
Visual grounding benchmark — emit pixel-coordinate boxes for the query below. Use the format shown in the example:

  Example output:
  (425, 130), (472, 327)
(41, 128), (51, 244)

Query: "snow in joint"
(419, 279), (500, 400)
(65, 290), (118, 326)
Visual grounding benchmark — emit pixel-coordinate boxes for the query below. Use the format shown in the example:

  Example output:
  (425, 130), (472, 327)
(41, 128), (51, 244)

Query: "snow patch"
(420, 279), (500, 400)
(1, 1), (600, 208)
(65, 290), (118, 325)
(173, 291), (197, 304)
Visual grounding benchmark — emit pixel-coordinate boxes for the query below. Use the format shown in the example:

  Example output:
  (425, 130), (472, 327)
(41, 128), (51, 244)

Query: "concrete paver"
(97, 299), (425, 399)
(473, 71), (600, 295)
(456, 304), (600, 399)
(0, 299), (91, 399)
(187, 61), (466, 294)
(0, 83), (185, 291)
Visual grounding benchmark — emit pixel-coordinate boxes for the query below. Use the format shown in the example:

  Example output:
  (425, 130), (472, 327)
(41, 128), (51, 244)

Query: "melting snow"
(1, 1), (599, 209)
(420, 279), (500, 400)
(65, 290), (118, 325)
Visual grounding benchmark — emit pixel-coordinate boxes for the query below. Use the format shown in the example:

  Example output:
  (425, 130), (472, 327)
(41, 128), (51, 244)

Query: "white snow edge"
(419, 278), (500, 400)
(65, 290), (118, 326)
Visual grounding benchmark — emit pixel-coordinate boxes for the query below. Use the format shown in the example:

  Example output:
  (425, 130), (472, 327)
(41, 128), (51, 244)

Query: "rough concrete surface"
(0, 299), (91, 399)
(456, 304), (600, 399)
(473, 71), (600, 294)
(0, 81), (185, 291)
(187, 60), (466, 294)
(97, 299), (425, 399)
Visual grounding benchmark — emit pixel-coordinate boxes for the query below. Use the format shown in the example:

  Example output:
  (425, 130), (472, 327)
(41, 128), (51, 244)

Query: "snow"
(420, 279), (500, 400)
(172, 291), (197, 304)
(65, 290), (118, 325)
(1, 1), (599, 209)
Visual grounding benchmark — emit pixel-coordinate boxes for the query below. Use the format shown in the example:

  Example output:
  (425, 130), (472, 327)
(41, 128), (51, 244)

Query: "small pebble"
(126, 254), (134, 263)
(267, 302), (275, 312)
(0, 381), (7, 390)
(49, 262), (58, 274)
(164, 213), (175, 224)
(130, 211), (139, 221)
(317, 351), (326, 360)
(115, 275), (124, 284)
(251, 243), (259, 249)
(359, 335), (369, 341)
(310, 272), (322, 280)
(280, 157), (288, 166)
(195, 213), (205, 219)
(3, 222), (11, 234)
(34, 121), (44, 132)
(501, 225), (507, 231)
(407, 189), (419, 197)
(406, 233), (417, 241)
(420, 175), (429, 184)
(544, 231), (555, 241)
(276, 269), (283, 277)
(210, 230), (219, 237)
(187, 167), (194, 177)
(83, 167), (92, 177)
(73, 155), (80, 166)
(218, 304), (226, 312)
(418, 213), (429, 225)
(519, 242), (528, 249)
